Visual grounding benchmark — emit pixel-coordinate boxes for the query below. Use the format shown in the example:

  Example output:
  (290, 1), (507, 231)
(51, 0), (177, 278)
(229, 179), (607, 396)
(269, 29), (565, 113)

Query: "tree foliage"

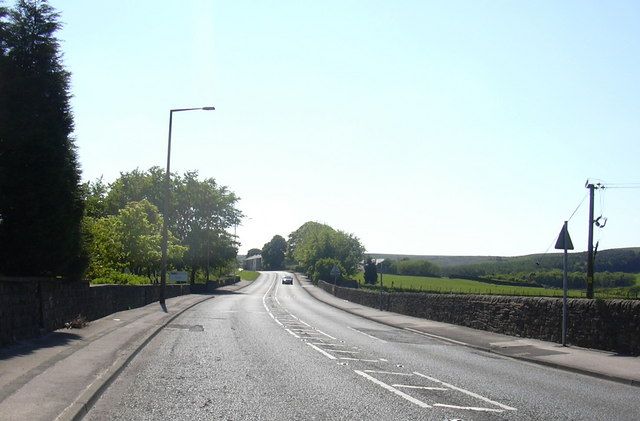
(84, 200), (185, 280)
(262, 235), (287, 270)
(82, 168), (242, 282)
(0, 0), (85, 278)
(363, 258), (378, 284)
(312, 258), (345, 283)
(246, 248), (261, 257)
(288, 221), (364, 277)
(380, 258), (441, 277)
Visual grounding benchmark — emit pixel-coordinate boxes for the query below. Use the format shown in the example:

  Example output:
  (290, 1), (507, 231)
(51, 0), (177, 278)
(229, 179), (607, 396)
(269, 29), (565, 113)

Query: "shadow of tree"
(0, 331), (82, 360)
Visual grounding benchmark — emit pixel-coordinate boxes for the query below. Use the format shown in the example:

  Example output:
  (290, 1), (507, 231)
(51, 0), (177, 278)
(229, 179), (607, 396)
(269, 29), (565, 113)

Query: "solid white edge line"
(307, 343), (337, 360)
(432, 404), (504, 413)
(354, 370), (431, 408)
(347, 326), (387, 342)
(404, 327), (469, 346)
(338, 358), (380, 362)
(413, 372), (517, 411)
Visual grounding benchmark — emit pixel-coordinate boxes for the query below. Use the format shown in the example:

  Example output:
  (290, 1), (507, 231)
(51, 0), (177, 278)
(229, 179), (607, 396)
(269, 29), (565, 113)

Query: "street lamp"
(160, 106), (215, 306)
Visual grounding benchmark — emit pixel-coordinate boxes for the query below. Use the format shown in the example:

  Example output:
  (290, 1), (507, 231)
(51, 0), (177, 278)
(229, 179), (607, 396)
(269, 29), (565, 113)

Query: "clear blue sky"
(50, 0), (639, 256)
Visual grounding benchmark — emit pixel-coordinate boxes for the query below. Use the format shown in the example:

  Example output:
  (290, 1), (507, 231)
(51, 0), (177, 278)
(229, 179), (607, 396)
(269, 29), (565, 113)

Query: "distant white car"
(282, 275), (294, 285)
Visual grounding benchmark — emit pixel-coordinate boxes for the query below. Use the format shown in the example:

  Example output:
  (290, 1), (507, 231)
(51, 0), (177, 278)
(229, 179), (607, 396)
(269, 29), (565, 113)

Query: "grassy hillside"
(367, 247), (640, 274)
(354, 272), (640, 299)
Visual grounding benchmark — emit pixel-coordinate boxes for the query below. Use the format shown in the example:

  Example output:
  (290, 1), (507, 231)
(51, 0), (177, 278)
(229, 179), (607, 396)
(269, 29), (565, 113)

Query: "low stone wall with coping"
(0, 277), (190, 347)
(317, 280), (640, 355)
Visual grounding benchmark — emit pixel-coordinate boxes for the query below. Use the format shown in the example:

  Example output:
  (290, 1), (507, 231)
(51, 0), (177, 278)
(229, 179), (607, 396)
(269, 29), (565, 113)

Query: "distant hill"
(367, 247), (640, 275)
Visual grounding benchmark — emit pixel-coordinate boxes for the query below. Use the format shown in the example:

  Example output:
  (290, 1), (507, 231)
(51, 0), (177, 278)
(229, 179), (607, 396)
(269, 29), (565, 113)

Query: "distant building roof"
(244, 254), (262, 261)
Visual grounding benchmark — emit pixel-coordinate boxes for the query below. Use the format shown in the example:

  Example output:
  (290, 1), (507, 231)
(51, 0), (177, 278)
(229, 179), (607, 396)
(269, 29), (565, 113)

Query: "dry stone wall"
(317, 280), (640, 355)
(0, 278), (190, 347)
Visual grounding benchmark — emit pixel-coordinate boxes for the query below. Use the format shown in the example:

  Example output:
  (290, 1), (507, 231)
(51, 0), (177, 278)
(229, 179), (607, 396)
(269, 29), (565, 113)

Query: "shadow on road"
(0, 331), (81, 360)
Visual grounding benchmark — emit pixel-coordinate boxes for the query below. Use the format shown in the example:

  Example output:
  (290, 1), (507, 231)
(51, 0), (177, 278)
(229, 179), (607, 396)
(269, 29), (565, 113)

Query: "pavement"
(1, 274), (639, 420)
(0, 281), (252, 421)
(293, 273), (640, 387)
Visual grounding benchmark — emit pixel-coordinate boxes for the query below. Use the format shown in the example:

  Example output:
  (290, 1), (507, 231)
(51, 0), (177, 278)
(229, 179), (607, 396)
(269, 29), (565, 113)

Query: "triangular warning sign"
(554, 225), (574, 250)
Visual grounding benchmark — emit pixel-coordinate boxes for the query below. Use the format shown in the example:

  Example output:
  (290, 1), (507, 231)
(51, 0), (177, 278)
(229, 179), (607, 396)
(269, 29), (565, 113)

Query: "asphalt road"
(85, 272), (640, 420)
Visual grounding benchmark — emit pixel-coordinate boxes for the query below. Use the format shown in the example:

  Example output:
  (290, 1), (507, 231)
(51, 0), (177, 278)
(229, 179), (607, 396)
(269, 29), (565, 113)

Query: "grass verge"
(237, 269), (260, 282)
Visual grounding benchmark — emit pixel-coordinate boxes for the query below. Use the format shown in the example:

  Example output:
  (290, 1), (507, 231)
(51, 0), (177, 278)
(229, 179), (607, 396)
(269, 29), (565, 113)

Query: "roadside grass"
(237, 269), (260, 282)
(354, 272), (639, 299)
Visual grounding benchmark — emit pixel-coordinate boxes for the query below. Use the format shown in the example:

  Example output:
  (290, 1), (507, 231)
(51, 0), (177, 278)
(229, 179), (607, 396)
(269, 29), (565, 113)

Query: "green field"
(354, 272), (640, 299)
(237, 269), (260, 282)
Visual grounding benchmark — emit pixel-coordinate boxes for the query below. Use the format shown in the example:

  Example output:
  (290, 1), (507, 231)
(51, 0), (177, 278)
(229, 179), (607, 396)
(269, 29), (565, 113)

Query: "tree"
(363, 258), (378, 284)
(246, 248), (261, 257)
(0, 0), (86, 278)
(262, 235), (287, 270)
(84, 200), (185, 280)
(288, 221), (364, 276)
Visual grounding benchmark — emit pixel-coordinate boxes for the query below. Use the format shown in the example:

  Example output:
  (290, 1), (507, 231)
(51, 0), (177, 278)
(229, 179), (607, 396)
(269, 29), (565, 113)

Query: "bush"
(312, 258), (345, 284)
(90, 271), (151, 285)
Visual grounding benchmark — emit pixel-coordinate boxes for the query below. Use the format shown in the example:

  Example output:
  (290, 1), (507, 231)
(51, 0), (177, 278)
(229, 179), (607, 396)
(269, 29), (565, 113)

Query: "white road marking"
(404, 327), (469, 346)
(433, 404), (504, 413)
(332, 350), (360, 354)
(314, 329), (337, 340)
(310, 343), (347, 347)
(307, 343), (337, 360)
(363, 370), (413, 376)
(339, 357), (380, 362)
(288, 314), (311, 327)
(354, 370), (431, 408)
(413, 372), (517, 411)
(284, 329), (300, 338)
(392, 384), (448, 391)
(347, 326), (387, 342)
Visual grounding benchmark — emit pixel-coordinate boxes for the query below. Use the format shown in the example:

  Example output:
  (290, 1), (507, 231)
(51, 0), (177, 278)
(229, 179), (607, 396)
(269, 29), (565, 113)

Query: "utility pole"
(586, 183), (596, 299)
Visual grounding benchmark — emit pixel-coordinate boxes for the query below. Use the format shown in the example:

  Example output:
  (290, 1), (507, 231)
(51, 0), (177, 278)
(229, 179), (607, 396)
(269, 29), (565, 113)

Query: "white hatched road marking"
(364, 370), (414, 376)
(265, 273), (517, 415)
(307, 343), (337, 360)
(354, 370), (431, 408)
(413, 371), (517, 411)
(393, 384), (448, 391)
(433, 404), (505, 413)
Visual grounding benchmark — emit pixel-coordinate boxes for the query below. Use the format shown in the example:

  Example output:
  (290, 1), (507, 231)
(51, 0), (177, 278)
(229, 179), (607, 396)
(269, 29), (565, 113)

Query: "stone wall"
(0, 278), (190, 347)
(317, 280), (640, 355)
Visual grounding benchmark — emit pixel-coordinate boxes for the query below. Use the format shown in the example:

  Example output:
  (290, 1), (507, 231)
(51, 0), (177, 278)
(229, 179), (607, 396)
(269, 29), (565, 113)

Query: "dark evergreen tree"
(363, 258), (378, 284)
(0, 0), (86, 278)
(262, 235), (287, 270)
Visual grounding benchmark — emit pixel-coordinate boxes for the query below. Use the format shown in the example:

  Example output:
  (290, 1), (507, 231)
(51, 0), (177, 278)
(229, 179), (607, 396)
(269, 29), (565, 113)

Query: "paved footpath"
(0, 281), (251, 421)
(294, 273), (640, 387)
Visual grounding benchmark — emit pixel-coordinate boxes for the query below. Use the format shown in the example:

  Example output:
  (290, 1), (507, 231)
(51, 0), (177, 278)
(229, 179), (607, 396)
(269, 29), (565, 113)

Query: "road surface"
(85, 272), (640, 420)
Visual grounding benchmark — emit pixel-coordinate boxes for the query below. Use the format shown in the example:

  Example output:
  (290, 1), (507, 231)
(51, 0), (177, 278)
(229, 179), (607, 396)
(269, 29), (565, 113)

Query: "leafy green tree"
(246, 248), (261, 257)
(81, 177), (109, 218)
(289, 221), (364, 276)
(84, 200), (185, 280)
(312, 258), (345, 283)
(0, 0), (86, 278)
(262, 235), (287, 270)
(104, 167), (165, 215)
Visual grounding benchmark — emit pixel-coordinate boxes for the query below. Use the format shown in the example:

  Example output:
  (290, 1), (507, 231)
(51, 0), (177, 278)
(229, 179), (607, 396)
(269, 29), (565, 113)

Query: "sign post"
(555, 221), (574, 347)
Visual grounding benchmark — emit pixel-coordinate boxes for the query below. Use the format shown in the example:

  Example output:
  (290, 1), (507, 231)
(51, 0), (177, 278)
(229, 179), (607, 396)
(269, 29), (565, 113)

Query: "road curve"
(85, 272), (640, 420)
